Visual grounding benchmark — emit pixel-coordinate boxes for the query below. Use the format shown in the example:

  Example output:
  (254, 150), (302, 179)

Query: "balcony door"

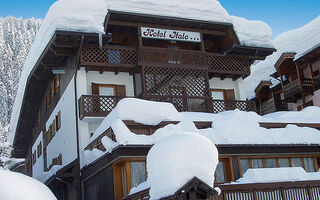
(168, 45), (180, 64)
(92, 83), (126, 113)
(211, 89), (235, 111)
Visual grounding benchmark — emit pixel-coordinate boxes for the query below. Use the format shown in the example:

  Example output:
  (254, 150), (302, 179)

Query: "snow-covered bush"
(0, 169), (57, 200)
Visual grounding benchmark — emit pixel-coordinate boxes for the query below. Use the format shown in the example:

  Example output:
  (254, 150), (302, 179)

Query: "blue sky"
(0, 0), (319, 38)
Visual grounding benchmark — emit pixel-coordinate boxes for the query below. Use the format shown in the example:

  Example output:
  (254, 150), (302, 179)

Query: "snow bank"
(245, 15), (320, 99)
(0, 169), (57, 200)
(10, 0), (274, 141)
(130, 133), (218, 199)
(234, 167), (320, 184)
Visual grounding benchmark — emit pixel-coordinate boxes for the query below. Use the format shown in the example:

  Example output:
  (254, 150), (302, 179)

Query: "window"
(265, 158), (277, 168)
(215, 161), (226, 183)
(239, 156), (318, 177)
(113, 159), (147, 199)
(215, 158), (233, 184)
(211, 89), (225, 100)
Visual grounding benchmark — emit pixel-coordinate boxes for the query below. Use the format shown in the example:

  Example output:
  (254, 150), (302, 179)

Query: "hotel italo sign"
(141, 27), (201, 43)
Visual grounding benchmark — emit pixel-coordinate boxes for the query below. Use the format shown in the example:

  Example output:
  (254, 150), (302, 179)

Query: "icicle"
(99, 33), (103, 49)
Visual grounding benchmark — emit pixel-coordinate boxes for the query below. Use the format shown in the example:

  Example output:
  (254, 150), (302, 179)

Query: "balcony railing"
(283, 78), (314, 99)
(78, 95), (124, 119)
(79, 95), (256, 119)
(139, 46), (206, 66)
(218, 180), (320, 200)
(80, 46), (251, 76)
(212, 99), (256, 113)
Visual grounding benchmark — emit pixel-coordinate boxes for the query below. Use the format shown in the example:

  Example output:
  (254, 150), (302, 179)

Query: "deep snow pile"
(0, 169), (57, 200)
(233, 167), (320, 184)
(10, 0), (274, 142)
(129, 133), (218, 199)
(83, 99), (320, 167)
(245, 15), (320, 99)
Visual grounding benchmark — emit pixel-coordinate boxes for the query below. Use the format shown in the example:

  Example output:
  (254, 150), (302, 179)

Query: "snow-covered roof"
(232, 167), (320, 184)
(0, 169), (57, 200)
(245, 15), (320, 99)
(10, 0), (275, 142)
(82, 99), (320, 167)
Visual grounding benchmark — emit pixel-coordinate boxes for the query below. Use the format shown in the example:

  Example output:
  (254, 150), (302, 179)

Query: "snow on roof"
(129, 133), (218, 199)
(232, 167), (320, 184)
(34, 165), (63, 184)
(245, 15), (320, 99)
(10, 0), (274, 142)
(83, 99), (320, 167)
(0, 169), (57, 200)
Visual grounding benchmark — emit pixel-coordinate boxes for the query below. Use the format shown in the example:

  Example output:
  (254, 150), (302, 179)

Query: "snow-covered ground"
(0, 169), (56, 200)
(83, 98), (320, 167)
(245, 15), (320, 100)
(10, 0), (274, 143)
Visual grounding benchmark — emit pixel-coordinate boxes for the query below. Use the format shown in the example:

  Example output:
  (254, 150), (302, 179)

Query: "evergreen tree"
(0, 123), (12, 169)
(0, 16), (42, 126)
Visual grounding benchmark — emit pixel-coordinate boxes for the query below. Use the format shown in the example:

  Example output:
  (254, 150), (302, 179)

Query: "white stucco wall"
(209, 77), (246, 100)
(45, 76), (77, 171)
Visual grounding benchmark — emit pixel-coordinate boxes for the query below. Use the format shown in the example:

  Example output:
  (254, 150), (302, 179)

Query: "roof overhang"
(275, 52), (296, 75)
(12, 31), (109, 158)
(295, 43), (320, 65)
(254, 80), (272, 96)
(226, 44), (276, 60)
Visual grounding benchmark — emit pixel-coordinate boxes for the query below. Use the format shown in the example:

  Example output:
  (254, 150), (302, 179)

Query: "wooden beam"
(50, 47), (75, 56)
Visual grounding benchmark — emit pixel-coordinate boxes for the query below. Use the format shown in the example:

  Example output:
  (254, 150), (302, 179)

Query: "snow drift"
(130, 133), (218, 199)
(0, 169), (57, 200)
(234, 167), (320, 184)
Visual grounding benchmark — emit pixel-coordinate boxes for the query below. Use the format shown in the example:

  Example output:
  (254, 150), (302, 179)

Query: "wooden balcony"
(80, 46), (251, 78)
(79, 95), (256, 119)
(261, 99), (286, 115)
(283, 79), (313, 100)
(218, 180), (320, 200)
(212, 99), (256, 113)
(78, 95), (124, 119)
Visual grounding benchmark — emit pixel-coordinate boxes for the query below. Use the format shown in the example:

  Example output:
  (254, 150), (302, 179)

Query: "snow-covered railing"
(218, 180), (320, 200)
(211, 99), (256, 113)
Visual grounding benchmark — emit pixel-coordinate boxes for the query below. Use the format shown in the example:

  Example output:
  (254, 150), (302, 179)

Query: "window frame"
(113, 158), (147, 200)
(215, 157), (234, 184)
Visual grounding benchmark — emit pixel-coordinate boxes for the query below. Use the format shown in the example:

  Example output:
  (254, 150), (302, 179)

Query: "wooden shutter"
(225, 89), (235, 100)
(54, 75), (60, 93)
(56, 111), (61, 131)
(116, 85), (126, 97)
(51, 120), (56, 138)
(92, 83), (100, 95)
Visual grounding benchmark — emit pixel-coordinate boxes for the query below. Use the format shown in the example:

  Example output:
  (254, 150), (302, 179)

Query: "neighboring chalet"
(11, 3), (320, 200)
(253, 44), (320, 115)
